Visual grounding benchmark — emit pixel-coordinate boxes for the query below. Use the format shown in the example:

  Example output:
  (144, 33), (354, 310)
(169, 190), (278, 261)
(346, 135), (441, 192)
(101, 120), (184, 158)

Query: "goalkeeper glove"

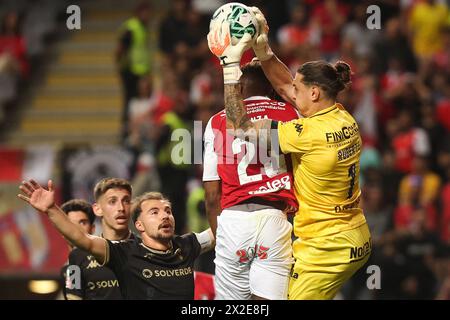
(207, 20), (253, 84)
(250, 7), (273, 62)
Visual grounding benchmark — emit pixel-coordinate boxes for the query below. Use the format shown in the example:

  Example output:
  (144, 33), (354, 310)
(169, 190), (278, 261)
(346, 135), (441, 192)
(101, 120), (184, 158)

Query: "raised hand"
(250, 7), (273, 62)
(18, 179), (55, 213)
(207, 19), (253, 66)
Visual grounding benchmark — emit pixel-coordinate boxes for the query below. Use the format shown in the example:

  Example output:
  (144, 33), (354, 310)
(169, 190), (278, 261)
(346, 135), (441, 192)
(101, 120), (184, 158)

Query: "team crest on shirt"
(294, 123), (303, 136)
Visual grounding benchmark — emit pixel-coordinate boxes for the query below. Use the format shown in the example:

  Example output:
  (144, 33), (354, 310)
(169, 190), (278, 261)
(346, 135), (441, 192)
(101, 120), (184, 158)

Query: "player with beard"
(18, 181), (215, 300)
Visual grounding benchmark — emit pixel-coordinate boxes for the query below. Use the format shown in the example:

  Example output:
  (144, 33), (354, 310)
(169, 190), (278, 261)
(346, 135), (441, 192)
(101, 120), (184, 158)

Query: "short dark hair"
(93, 178), (132, 201)
(241, 60), (274, 98)
(297, 60), (352, 99)
(131, 192), (171, 224)
(61, 199), (95, 225)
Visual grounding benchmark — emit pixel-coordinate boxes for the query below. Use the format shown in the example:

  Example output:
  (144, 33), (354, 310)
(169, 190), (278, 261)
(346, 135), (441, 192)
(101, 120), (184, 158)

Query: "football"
(210, 2), (259, 45)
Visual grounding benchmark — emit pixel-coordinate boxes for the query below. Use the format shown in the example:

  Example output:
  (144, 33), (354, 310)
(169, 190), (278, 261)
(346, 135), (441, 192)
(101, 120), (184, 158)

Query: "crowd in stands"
(0, 0), (65, 125)
(118, 0), (450, 299)
(1, 0), (448, 299)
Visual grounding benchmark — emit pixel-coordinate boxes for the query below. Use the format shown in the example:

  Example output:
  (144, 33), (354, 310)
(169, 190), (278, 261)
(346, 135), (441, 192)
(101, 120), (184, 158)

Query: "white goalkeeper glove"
(207, 20), (253, 84)
(250, 7), (273, 62)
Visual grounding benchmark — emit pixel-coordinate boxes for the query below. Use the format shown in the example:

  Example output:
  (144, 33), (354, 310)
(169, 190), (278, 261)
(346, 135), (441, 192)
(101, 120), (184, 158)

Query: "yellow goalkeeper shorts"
(288, 223), (371, 300)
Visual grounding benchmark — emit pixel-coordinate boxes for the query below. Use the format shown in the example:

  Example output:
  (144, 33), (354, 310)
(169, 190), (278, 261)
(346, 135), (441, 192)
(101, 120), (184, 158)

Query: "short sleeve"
(202, 117), (220, 181)
(181, 233), (202, 260)
(277, 118), (312, 154)
(105, 240), (130, 274)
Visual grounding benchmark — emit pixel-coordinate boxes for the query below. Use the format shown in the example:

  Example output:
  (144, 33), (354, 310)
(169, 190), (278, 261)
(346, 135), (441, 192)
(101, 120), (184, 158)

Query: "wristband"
(223, 63), (242, 84)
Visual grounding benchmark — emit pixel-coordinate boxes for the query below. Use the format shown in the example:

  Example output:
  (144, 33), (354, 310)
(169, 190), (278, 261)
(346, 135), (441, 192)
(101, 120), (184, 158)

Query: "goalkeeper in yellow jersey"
(207, 7), (371, 299)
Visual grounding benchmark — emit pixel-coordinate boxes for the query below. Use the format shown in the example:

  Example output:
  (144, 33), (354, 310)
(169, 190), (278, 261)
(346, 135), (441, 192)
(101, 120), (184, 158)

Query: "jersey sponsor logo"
(325, 123), (359, 143)
(142, 267), (193, 278)
(248, 175), (291, 195)
(236, 244), (270, 264)
(245, 101), (286, 111)
(142, 269), (153, 278)
(334, 196), (361, 213)
(337, 141), (361, 161)
(349, 238), (372, 262)
(86, 255), (101, 269)
(87, 280), (119, 290)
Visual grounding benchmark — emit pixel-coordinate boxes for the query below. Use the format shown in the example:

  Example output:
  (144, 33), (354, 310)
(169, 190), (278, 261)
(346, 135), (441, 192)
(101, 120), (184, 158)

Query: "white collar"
(244, 96), (271, 101)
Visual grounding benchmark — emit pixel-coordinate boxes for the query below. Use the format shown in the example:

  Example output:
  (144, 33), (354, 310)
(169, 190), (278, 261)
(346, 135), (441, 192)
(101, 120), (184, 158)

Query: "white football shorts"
(214, 208), (293, 300)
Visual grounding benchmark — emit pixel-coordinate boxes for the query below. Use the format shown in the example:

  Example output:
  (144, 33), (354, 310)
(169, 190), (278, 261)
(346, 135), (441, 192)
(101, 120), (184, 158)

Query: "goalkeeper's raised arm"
(207, 6), (273, 149)
(18, 179), (107, 264)
(250, 7), (296, 106)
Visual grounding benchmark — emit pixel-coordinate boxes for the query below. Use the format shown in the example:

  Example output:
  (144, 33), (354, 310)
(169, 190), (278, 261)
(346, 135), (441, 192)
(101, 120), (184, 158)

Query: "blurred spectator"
(21, 0), (59, 59)
(158, 0), (188, 59)
(276, 4), (317, 67)
(390, 110), (431, 174)
(436, 277), (450, 299)
(398, 156), (441, 208)
(396, 207), (441, 299)
(379, 149), (403, 208)
(190, 60), (223, 113)
(0, 10), (29, 124)
(0, 11), (28, 76)
(438, 142), (450, 243)
(352, 65), (379, 146)
(155, 89), (194, 234)
(394, 156), (441, 233)
(363, 183), (393, 246)
(152, 69), (179, 123)
(432, 26), (450, 71)
(372, 237), (407, 299)
(126, 76), (157, 154)
(408, 0), (448, 65)
(311, 0), (349, 61)
(373, 17), (417, 74)
(420, 101), (447, 171)
(131, 152), (161, 200)
(116, 2), (151, 139)
(341, 2), (380, 58)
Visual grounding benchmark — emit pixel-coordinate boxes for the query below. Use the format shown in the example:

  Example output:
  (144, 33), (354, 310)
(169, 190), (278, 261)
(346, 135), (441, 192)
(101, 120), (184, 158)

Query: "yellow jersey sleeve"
(278, 118), (312, 154)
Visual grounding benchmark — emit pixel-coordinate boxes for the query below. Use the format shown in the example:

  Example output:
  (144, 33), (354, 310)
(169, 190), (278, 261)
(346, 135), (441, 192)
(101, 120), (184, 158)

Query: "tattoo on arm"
(224, 83), (273, 151)
(224, 84), (253, 131)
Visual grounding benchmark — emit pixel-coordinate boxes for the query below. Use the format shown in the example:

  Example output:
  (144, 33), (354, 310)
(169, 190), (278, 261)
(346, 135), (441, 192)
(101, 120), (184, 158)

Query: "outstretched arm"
(251, 7), (296, 105)
(18, 180), (107, 264)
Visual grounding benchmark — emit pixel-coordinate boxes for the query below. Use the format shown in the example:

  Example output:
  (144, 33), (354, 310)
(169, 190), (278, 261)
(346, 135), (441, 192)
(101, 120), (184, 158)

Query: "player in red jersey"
(203, 60), (299, 300)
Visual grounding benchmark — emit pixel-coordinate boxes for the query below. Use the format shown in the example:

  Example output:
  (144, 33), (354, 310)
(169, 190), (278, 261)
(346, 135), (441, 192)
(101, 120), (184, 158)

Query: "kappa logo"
(86, 255), (101, 269)
(294, 123), (303, 136)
